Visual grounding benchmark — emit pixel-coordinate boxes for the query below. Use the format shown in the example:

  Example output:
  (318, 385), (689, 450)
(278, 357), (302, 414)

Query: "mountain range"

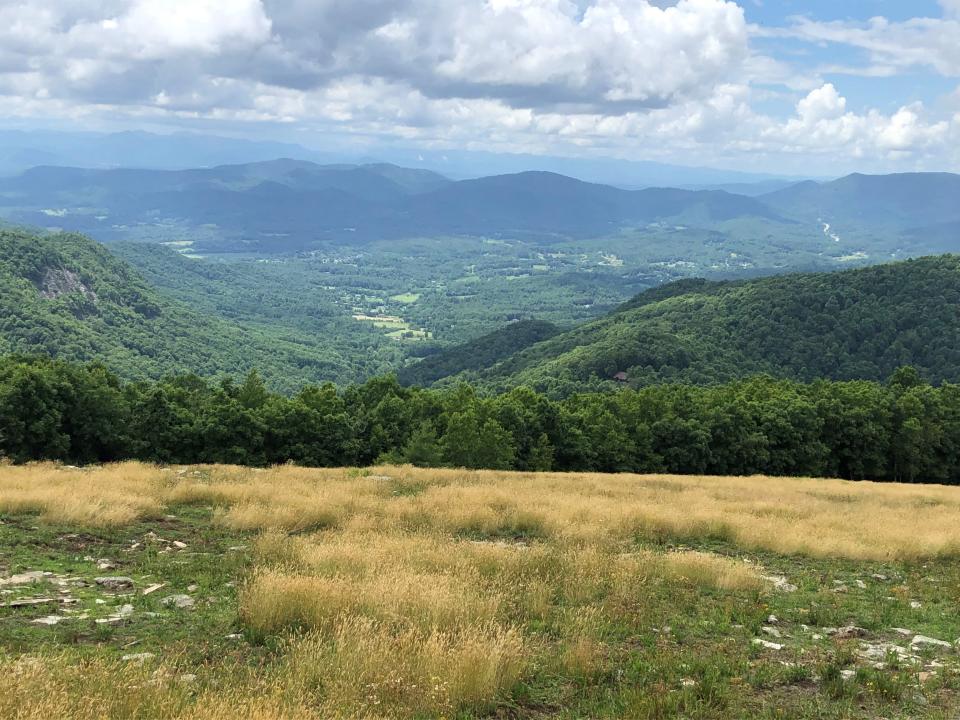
(1, 159), (957, 255)
(0, 128), (799, 188)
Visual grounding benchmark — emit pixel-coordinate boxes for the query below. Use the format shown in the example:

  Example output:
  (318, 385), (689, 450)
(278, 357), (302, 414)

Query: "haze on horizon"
(1, 0), (959, 177)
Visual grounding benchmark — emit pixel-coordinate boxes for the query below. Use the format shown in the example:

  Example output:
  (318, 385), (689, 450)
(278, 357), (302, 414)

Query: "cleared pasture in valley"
(1, 463), (959, 719)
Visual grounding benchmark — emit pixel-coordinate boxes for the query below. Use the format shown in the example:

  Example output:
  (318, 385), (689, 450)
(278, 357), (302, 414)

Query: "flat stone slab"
(122, 653), (156, 662)
(3, 598), (57, 608)
(32, 615), (65, 626)
(0, 571), (48, 587)
(911, 635), (954, 650)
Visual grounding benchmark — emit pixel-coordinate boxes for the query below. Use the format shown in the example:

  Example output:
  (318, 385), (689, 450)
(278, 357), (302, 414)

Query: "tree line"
(0, 355), (957, 484)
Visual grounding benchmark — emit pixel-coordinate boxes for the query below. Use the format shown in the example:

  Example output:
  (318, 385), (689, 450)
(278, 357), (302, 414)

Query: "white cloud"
(0, 1), (958, 173)
(98, 0), (272, 56)
(770, 14), (960, 77)
(761, 86), (955, 166)
(796, 83), (846, 122)
(0, 0), (750, 112)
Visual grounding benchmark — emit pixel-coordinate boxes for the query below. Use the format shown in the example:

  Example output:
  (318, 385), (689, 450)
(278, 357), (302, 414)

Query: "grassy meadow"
(1, 463), (960, 718)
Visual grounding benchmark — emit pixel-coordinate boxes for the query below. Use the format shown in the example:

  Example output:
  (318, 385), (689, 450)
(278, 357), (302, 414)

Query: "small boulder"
(95, 577), (134, 590)
(161, 594), (195, 609)
(762, 575), (798, 593)
(762, 626), (782, 638)
(831, 626), (869, 640)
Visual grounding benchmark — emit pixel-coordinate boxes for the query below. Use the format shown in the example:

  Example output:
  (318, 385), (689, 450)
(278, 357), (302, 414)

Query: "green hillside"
(0, 229), (397, 390)
(397, 319), (559, 386)
(414, 256), (960, 395)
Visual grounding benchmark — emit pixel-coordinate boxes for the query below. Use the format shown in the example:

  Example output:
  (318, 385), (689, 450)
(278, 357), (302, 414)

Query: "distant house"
(612, 371), (628, 383)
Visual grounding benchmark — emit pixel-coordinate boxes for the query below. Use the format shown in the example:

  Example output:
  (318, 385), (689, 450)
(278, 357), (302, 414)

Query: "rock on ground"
(161, 594), (195, 609)
(911, 635), (953, 650)
(95, 577), (134, 590)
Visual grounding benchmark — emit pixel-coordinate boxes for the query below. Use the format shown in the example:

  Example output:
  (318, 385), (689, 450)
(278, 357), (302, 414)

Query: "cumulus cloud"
(66, 0), (273, 58)
(0, 0), (958, 172)
(775, 86), (952, 158)
(0, 0), (750, 113)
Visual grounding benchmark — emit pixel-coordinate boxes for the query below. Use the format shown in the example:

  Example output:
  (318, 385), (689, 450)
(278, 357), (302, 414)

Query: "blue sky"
(746, 1), (957, 116)
(0, 1), (957, 175)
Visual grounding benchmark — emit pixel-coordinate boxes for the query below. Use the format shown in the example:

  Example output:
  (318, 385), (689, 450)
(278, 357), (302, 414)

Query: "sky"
(1, 0), (959, 175)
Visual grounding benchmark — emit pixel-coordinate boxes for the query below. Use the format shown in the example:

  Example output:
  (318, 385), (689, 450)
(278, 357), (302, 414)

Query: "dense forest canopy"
(1, 356), (956, 484)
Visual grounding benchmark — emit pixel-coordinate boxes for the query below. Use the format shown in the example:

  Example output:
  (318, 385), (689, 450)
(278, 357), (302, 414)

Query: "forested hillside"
(0, 229), (400, 389)
(410, 256), (960, 395)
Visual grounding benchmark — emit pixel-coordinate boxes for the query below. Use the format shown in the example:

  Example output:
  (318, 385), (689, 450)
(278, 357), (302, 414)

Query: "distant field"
(389, 293), (421, 304)
(2, 464), (960, 719)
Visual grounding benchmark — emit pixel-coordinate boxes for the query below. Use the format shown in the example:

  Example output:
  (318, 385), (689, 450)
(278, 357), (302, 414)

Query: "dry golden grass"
(0, 462), (165, 526)
(4, 462), (960, 559)
(283, 619), (525, 717)
(5, 462), (960, 718)
(0, 653), (318, 720)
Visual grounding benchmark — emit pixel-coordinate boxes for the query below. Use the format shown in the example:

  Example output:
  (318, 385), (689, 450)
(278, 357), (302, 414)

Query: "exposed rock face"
(36, 267), (97, 302)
